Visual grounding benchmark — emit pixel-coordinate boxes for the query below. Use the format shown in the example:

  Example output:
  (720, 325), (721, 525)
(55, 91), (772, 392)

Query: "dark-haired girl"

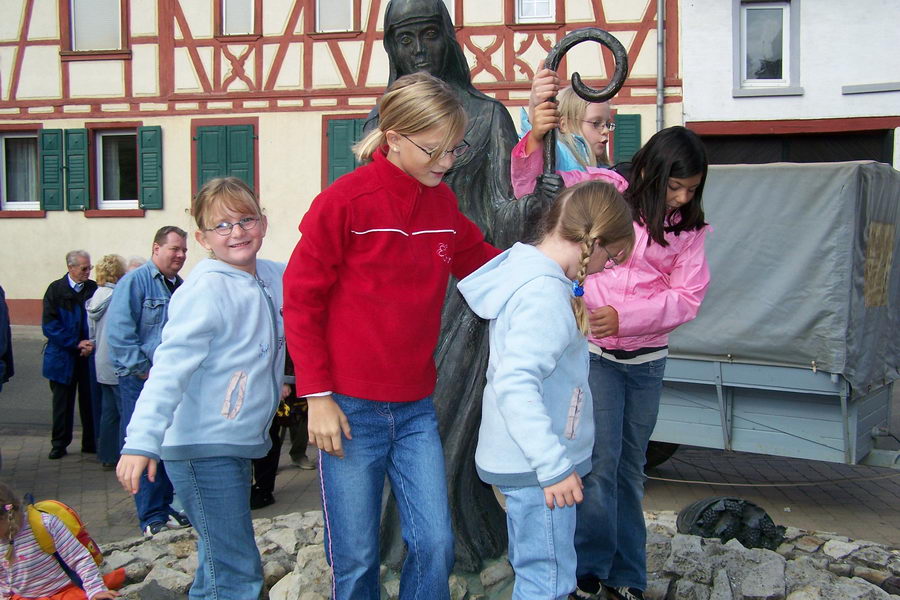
(574, 126), (711, 600)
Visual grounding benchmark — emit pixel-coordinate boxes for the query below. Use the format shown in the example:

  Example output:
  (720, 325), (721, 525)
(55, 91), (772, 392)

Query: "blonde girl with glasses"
(283, 72), (500, 599)
(117, 177), (289, 600)
(459, 180), (633, 599)
(512, 63), (629, 198)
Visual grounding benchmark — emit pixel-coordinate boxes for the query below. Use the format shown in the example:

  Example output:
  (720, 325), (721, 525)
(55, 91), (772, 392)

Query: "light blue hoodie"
(458, 242), (593, 488)
(122, 258), (285, 461)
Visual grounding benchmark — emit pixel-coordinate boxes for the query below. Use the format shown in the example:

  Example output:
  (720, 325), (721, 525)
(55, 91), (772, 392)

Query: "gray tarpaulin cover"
(669, 161), (900, 391)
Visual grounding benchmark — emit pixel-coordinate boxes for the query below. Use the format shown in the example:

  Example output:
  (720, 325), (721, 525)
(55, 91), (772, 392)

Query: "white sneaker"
(293, 455), (317, 470)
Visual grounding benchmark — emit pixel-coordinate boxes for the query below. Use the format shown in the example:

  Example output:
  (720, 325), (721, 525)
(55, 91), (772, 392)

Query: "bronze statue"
(372, 0), (630, 572)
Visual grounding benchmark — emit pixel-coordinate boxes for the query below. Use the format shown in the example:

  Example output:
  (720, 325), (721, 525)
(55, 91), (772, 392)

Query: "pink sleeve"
(616, 228), (710, 337)
(46, 515), (107, 600)
(560, 167), (629, 193)
(510, 132), (544, 199)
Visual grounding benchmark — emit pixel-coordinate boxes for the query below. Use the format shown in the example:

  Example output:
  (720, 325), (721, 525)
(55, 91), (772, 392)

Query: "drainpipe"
(656, 0), (665, 132)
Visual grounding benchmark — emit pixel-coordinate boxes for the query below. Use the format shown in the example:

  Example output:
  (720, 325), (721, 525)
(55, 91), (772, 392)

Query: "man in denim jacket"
(107, 225), (188, 538)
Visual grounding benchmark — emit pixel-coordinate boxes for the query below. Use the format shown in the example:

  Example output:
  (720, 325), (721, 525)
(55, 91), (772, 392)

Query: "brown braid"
(571, 235), (597, 336)
(0, 482), (22, 563)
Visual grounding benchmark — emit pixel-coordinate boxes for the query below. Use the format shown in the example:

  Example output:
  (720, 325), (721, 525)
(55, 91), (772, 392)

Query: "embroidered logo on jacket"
(437, 243), (451, 264)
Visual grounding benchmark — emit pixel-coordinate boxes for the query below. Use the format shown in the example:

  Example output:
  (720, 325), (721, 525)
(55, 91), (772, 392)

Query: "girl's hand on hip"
(590, 305), (620, 338)
(307, 395), (352, 458)
(116, 455), (155, 495)
(543, 472), (584, 509)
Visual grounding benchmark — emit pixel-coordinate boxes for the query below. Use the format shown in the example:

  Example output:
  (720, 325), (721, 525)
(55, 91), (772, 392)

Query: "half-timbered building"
(1, 0), (682, 322)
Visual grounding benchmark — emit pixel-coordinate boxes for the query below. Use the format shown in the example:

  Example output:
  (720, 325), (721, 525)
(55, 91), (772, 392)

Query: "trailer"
(651, 161), (900, 469)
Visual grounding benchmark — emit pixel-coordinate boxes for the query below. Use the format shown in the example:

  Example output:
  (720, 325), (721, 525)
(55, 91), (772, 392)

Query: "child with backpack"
(0, 482), (124, 600)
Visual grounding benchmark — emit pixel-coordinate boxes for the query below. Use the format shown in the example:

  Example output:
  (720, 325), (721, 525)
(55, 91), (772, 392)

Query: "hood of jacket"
(458, 242), (572, 319)
(86, 284), (115, 322)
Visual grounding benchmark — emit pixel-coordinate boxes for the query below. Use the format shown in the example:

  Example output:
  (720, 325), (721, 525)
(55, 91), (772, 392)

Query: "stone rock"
(383, 576), (401, 599)
(168, 539), (195, 559)
(717, 540), (785, 600)
(264, 560), (288, 588)
(105, 550), (141, 570)
(785, 585), (822, 600)
(647, 526), (674, 572)
(851, 546), (894, 570)
(135, 580), (189, 600)
(645, 574), (672, 600)
(776, 543), (796, 559)
(665, 534), (713, 584)
(266, 527), (300, 555)
(852, 566), (890, 586)
(782, 527), (805, 542)
(268, 571), (303, 600)
(449, 574), (469, 600)
(143, 564), (193, 594)
(793, 536), (824, 554)
(823, 539), (860, 560)
(132, 542), (171, 563)
(828, 563), (852, 577)
(881, 576), (900, 595)
(673, 578), (712, 600)
(480, 558), (514, 588)
(122, 559), (153, 583)
(709, 568), (734, 600)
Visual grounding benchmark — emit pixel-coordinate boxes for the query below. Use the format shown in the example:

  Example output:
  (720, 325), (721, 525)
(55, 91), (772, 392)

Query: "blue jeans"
(575, 354), (666, 591)
(166, 457), (262, 600)
(97, 383), (121, 464)
(319, 394), (454, 600)
(500, 485), (577, 600)
(118, 374), (174, 530)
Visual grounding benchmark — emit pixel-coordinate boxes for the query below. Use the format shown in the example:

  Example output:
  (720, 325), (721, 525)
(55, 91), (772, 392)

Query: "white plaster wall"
(27, 0), (59, 39)
(0, 0), (26, 41)
(69, 61), (125, 98)
(131, 0), (158, 36)
(132, 44), (159, 96)
(16, 46), (61, 99)
(681, 0), (900, 122)
(179, 1), (213, 39)
(263, 0), (295, 36)
(463, 0), (503, 25)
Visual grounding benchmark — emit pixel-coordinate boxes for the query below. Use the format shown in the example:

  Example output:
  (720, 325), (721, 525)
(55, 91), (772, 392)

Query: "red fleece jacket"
(284, 149), (500, 402)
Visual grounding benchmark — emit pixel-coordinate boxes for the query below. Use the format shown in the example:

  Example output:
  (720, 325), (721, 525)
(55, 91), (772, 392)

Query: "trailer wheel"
(645, 441), (679, 470)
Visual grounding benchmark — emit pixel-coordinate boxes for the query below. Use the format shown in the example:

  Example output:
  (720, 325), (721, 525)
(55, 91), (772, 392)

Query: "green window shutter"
(39, 129), (64, 210)
(613, 114), (642, 163)
(225, 124), (255, 191)
(327, 118), (364, 185)
(64, 129), (89, 211)
(196, 126), (227, 189)
(137, 125), (163, 209)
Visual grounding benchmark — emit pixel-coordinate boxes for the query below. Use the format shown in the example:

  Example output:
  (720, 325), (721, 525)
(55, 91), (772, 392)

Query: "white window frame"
(70, 0), (122, 51)
(0, 133), (40, 211)
(316, 0), (355, 33)
(222, 0), (254, 36)
(740, 2), (788, 87)
(516, 0), (555, 24)
(732, 0), (803, 97)
(96, 129), (139, 210)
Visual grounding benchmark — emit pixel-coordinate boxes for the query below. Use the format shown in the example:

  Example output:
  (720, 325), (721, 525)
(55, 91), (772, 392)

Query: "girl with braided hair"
(458, 180), (633, 599)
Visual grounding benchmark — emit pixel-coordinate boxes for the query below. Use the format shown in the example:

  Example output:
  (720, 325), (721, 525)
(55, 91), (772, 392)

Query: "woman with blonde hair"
(86, 254), (127, 470)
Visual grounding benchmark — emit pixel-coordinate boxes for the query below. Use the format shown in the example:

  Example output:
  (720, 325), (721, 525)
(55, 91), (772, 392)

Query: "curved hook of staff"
(542, 28), (630, 177)
(544, 27), (629, 103)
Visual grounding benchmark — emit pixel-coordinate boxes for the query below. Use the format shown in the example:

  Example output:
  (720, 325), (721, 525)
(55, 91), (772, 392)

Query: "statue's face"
(390, 19), (447, 78)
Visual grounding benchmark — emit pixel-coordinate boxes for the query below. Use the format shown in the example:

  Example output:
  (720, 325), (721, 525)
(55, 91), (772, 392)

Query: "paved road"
(1, 327), (898, 547)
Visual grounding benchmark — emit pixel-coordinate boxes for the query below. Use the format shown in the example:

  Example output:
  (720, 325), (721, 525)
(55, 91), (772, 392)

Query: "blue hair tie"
(572, 281), (584, 297)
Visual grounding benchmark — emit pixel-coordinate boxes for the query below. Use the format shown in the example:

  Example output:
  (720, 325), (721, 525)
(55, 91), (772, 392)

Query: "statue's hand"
(535, 173), (564, 202)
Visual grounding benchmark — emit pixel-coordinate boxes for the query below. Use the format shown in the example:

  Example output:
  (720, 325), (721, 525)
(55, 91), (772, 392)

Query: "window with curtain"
(71, 0), (121, 51)
(1, 134), (39, 210)
(517, 0), (555, 23)
(316, 0), (354, 32)
(97, 130), (138, 209)
(741, 2), (789, 85)
(223, 0), (254, 35)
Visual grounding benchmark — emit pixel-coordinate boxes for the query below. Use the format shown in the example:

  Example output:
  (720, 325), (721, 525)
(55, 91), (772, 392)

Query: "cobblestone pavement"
(2, 327), (898, 547)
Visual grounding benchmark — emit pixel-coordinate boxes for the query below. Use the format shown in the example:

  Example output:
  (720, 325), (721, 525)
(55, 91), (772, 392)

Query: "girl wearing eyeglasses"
(117, 176), (289, 599)
(282, 72), (499, 600)
(512, 65), (627, 198)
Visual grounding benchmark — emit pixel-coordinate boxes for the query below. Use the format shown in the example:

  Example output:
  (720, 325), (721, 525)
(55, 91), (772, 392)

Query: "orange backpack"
(25, 496), (103, 567)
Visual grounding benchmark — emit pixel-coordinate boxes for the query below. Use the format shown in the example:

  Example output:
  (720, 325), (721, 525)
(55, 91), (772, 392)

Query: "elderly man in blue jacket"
(43, 250), (98, 460)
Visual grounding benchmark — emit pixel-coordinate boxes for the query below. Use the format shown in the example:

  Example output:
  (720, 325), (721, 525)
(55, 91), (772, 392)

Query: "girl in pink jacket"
(576, 127), (710, 600)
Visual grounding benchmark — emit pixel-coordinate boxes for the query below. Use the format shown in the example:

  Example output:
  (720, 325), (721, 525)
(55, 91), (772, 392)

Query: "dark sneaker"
(143, 521), (168, 538)
(250, 488), (275, 510)
(48, 448), (67, 460)
(569, 588), (600, 599)
(570, 577), (602, 599)
(167, 512), (191, 529)
(605, 586), (645, 600)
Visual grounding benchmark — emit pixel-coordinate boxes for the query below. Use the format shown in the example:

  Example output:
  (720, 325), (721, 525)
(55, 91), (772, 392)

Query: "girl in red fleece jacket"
(283, 73), (499, 600)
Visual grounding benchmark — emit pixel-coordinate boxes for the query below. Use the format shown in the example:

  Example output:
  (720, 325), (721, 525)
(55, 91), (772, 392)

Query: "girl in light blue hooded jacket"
(116, 177), (287, 600)
(458, 180), (634, 600)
